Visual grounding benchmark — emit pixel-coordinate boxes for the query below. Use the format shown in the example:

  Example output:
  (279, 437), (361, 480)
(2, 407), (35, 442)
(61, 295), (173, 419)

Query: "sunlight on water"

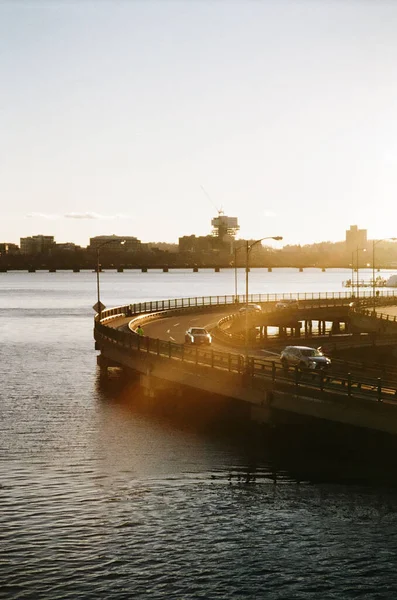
(2, 270), (397, 598)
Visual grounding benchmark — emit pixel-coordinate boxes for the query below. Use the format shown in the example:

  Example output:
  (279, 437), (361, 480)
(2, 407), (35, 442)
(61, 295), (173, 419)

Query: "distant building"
(180, 212), (240, 255)
(88, 235), (141, 252)
(20, 235), (55, 255)
(211, 213), (239, 241)
(55, 242), (81, 251)
(0, 243), (19, 255)
(345, 225), (367, 252)
(178, 235), (215, 254)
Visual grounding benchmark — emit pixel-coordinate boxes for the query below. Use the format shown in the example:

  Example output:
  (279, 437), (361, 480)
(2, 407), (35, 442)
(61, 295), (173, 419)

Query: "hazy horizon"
(2, 1), (397, 246)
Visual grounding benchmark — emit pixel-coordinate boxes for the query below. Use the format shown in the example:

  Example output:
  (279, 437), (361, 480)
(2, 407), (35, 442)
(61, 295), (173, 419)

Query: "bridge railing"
(95, 319), (396, 402)
(99, 290), (397, 322)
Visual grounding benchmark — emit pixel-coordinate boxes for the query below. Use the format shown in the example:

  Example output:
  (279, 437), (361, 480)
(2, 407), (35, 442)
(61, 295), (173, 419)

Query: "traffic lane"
(140, 311), (231, 344)
(139, 310), (282, 360)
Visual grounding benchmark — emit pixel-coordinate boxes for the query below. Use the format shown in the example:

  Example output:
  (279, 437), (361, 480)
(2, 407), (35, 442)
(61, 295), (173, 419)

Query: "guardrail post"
(272, 361), (276, 382)
(377, 378), (382, 402)
(168, 341), (172, 358)
(157, 338), (160, 355)
(347, 373), (352, 397)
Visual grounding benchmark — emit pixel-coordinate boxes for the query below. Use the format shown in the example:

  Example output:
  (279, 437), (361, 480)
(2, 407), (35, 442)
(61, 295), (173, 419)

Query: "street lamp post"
(355, 246), (366, 302)
(96, 239), (125, 321)
(372, 238), (397, 313)
(244, 236), (283, 364)
(234, 246), (238, 301)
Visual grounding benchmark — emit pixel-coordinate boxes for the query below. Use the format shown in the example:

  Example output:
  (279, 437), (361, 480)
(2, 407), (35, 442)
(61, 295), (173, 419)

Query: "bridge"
(94, 291), (397, 436)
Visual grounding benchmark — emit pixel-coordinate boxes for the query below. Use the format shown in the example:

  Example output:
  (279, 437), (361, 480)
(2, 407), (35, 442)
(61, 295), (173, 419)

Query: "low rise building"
(0, 243), (19, 255)
(20, 235), (55, 254)
(88, 235), (141, 252)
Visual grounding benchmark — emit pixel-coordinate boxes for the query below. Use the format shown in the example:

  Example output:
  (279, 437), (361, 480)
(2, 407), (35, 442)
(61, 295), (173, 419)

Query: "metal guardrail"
(100, 291), (397, 323)
(95, 291), (397, 404)
(95, 320), (397, 403)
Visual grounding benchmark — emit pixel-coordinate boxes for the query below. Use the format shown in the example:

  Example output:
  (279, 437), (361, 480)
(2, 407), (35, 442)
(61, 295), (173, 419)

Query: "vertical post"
(272, 361), (276, 382)
(96, 248), (101, 321)
(377, 378), (382, 402)
(245, 240), (249, 364)
(234, 247), (238, 301)
(347, 373), (352, 397)
(373, 239), (376, 315)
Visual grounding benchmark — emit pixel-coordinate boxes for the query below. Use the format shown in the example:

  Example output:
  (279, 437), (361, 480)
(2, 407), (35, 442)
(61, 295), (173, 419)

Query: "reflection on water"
(95, 372), (397, 489)
(3, 271), (397, 598)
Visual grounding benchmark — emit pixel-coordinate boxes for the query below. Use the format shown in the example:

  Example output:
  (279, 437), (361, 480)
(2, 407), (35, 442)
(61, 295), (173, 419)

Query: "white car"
(238, 304), (262, 314)
(185, 327), (212, 345)
(275, 299), (299, 310)
(280, 346), (331, 370)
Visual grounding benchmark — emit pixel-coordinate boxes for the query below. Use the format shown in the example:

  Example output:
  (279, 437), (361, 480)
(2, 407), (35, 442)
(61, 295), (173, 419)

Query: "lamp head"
(272, 236), (283, 241)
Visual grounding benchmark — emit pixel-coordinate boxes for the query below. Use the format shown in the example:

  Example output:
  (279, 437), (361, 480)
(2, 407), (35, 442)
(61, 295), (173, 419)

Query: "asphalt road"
(140, 309), (281, 360)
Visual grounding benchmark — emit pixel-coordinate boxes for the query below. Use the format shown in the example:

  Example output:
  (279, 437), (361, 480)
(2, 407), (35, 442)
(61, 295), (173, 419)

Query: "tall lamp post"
(234, 246), (238, 301)
(351, 251), (355, 298)
(372, 237), (397, 313)
(96, 239), (125, 321)
(355, 246), (366, 302)
(244, 235), (283, 361)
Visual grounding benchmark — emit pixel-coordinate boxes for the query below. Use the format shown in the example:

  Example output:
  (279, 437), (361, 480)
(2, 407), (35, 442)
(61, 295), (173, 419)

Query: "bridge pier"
(97, 354), (121, 376)
(140, 370), (183, 399)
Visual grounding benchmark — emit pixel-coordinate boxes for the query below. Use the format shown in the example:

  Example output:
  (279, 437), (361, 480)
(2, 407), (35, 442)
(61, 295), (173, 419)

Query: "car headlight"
(309, 361), (316, 369)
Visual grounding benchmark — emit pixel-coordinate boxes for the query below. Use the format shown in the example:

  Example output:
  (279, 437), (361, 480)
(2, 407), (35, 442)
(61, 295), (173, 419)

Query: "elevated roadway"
(94, 292), (397, 436)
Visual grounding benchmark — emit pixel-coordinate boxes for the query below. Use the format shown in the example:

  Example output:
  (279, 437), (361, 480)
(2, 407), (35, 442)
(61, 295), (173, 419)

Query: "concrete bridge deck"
(94, 292), (397, 436)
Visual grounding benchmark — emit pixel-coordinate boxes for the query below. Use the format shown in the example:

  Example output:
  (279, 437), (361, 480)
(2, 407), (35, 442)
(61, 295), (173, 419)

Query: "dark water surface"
(2, 269), (397, 599)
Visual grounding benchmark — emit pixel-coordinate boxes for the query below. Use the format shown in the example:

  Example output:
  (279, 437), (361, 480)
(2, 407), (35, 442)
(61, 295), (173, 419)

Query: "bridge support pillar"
(140, 371), (183, 399)
(97, 354), (121, 376)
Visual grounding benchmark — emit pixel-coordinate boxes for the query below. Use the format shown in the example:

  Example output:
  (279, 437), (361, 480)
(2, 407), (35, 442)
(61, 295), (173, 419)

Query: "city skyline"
(0, 224), (372, 250)
(2, 1), (397, 245)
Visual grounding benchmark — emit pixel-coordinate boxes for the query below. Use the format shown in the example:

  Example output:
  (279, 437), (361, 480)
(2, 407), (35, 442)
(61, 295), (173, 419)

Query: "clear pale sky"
(1, 0), (397, 246)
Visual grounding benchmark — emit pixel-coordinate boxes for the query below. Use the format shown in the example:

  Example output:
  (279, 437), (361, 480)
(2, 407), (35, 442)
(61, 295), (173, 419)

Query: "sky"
(1, 0), (397, 247)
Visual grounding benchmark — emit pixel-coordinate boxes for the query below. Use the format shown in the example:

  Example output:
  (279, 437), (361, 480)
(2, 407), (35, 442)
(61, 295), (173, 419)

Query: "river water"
(2, 268), (397, 599)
